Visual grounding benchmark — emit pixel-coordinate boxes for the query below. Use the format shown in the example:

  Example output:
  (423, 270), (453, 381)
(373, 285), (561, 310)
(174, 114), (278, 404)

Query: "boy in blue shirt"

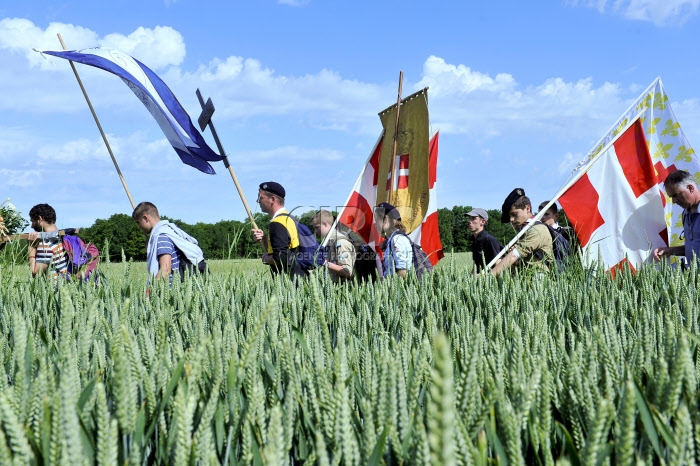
(132, 202), (205, 283)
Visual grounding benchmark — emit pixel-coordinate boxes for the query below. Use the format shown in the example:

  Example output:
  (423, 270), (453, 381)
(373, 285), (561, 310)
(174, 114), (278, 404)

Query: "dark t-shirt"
(471, 229), (503, 272)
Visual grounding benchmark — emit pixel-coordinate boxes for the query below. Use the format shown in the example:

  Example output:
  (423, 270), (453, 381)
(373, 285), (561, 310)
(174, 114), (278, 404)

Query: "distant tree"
(437, 208), (454, 251)
(297, 210), (317, 231)
(485, 209), (516, 248)
(74, 203), (536, 263)
(80, 214), (145, 261)
(450, 205), (472, 252)
(240, 214), (271, 259)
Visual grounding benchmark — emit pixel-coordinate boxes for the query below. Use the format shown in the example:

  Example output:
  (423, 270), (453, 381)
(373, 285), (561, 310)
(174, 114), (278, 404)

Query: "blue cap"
(259, 181), (285, 198)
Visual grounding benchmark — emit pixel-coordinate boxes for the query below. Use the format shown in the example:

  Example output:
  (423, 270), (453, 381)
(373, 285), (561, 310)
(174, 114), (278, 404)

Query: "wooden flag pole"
(387, 71), (403, 204)
(57, 33), (136, 210)
(1, 229), (79, 243)
(195, 89), (258, 230)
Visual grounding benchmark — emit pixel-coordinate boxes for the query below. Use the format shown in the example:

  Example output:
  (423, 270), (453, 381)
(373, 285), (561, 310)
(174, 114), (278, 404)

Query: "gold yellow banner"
(377, 88), (430, 234)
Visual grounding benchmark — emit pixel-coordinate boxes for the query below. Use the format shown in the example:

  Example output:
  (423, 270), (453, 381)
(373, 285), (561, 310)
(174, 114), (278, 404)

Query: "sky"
(1, 0), (700, 230)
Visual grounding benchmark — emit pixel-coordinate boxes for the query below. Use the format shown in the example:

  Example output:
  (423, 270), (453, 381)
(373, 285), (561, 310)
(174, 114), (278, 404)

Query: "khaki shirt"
(514, 223), (553, 272)
(327, 232), (356, 282)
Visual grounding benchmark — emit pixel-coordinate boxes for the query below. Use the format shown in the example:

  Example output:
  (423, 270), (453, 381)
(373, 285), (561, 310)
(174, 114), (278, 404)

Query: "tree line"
(77, 206), (572, 262)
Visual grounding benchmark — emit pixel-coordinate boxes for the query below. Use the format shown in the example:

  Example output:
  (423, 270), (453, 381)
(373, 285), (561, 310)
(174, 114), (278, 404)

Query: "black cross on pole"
(196, 89), (258, 229)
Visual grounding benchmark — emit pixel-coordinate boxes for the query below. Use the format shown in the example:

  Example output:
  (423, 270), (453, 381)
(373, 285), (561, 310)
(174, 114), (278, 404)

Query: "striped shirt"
(35, 233), (68, 279)
(156, 234), (181, 272)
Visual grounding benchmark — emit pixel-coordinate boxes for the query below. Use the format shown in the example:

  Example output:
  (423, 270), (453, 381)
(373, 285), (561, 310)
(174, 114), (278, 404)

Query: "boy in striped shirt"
(132, 201), (205, 284)
(27, 204), (68, 279)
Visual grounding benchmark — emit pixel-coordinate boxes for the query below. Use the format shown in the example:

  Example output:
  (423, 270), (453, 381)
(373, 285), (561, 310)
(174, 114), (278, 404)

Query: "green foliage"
(80, 213), (146, 261)
(440, 206), (516, 254)
(0, 199), (30, 265)
(450, 205), (473, 252)
(297, 209), (318, 230)
(0, 199), (28, 236)
(437, 208), (454, 250)
(79, 213), (272, 262)
(484, 208), (516, 247)
(1, 256), (700, 464)
(2, 200), (575, 267)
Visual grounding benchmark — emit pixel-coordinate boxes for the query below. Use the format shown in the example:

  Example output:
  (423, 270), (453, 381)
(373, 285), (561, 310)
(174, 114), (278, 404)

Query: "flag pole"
(1, 229), (79, 243)
(56, 34), (136, 210)
(484, 110), (646, 272)
(387, 71), (403, 204)
(195, 89), (258, 230)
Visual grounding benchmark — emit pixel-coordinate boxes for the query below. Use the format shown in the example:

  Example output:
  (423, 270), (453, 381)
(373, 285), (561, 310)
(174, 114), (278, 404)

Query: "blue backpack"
(278, 213), (323, 271)
(393, 231), (434, 280)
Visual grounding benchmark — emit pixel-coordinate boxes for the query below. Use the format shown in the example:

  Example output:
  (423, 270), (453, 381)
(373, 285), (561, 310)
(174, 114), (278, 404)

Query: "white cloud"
(0, 18), (661, 150)
(1, 18), (632, 143)
(185, 57), (385, 132)
(194, 57), (384, 116)
(415, 56), (516, 95)
(0, 168), (41, 187)
(38, 136), (108, 163)
(569, 0), (699, 26)
(417, 56), (626, 141)
(0, 19), (185, 70)
(558, 152), (581, 175)
(36, 132), (178, 169)
(101, 27), (185, 70)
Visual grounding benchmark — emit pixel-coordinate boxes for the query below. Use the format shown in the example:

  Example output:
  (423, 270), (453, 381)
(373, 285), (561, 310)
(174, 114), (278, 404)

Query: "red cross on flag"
(558, 119), (669, 271)
(550, 78), (700, 272)
(332, 132), (444, 266)
(386, 154), (410, 190)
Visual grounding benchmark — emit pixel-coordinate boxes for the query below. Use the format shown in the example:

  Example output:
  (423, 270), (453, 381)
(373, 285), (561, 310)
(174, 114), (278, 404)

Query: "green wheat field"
(1, 253), (699, 465)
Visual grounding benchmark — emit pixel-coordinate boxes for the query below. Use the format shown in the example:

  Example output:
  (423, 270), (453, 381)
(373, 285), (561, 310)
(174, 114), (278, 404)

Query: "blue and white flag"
(41, 47), (224, 174)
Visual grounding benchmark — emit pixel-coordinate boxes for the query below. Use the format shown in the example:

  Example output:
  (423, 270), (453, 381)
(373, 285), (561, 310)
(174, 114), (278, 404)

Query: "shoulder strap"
(272, 212), (298, 231)
(531, 221), (552, 260)
(392, 230), (411, 242)
(335, 234), (355, 250)
(534, 221), (559, 241)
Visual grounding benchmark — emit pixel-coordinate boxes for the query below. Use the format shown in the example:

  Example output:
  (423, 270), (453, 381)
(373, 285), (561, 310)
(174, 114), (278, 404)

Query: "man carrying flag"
(653, 170), (700, 265)
(491, 189), (553, 276)
(252, 182), (307, 280)
(486, 78), (700, 275)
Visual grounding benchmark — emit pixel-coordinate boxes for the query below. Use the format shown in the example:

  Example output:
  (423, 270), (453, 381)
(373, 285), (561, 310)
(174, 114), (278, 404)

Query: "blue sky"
(1, 0), (700, 230)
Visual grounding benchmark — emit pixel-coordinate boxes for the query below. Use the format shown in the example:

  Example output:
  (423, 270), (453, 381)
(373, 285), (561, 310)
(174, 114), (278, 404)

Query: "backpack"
(278, 213), (322, 271)
(393, 231), (434, 280)
(355, 243), (378, 283)
(177, 254), (208, 281)
(61, 230), (99, 281)
(534, 221), (571, 271)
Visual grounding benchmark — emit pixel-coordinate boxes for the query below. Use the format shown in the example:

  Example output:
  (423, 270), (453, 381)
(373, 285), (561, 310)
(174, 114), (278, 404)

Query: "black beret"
(501, 188), (525, 223)
(376, 202), (402, 220)
(259, 181), (285, 199)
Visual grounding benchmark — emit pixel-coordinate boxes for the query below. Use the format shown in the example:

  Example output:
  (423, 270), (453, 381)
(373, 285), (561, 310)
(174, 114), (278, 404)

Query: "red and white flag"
(554, 78), (699, 272)
(335, 132), (444, 266)
(558, 119), (669, 272)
